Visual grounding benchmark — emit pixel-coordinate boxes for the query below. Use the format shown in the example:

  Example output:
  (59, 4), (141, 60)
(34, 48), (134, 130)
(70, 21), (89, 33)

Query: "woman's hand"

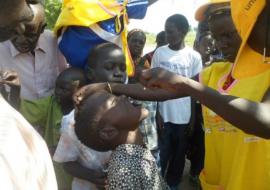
(139, 67), (188, 93)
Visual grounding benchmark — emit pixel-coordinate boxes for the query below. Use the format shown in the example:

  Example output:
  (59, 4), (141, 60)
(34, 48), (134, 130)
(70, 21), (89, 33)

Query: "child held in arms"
(75, 89), (169, 190)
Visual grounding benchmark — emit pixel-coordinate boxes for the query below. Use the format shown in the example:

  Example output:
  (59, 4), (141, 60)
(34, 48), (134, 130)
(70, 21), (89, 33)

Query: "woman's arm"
(73, 68), (270, 138)
(140, 68), (270, 139)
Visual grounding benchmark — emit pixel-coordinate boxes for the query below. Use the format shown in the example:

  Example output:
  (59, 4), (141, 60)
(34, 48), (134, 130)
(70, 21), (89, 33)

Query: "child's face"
(98, 92), (149, 130)
(198, 34), (215, 63)
(165, 21), (184, 47)
(91, 48), (127, 83)
(81, 91), (148, 150)
(55, 78), (79, 108)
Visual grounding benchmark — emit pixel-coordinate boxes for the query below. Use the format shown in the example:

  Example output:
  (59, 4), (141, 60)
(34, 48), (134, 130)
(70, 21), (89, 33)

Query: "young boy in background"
(22, 67), (87, 189)
(151, 14), (202, 189)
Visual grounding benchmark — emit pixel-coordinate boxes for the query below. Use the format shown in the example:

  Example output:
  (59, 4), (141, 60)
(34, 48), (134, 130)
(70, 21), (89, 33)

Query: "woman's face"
(128, 32), (146, 58)
(209, 15), (242, 62)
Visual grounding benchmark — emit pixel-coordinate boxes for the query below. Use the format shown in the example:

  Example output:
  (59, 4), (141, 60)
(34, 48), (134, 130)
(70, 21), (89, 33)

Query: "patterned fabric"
(139, 101), (158, 150)
(108, 144), (169, 190)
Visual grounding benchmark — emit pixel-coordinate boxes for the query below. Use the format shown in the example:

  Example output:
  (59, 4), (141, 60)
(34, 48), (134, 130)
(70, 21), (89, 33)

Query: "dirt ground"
(178, 159), (198, 190)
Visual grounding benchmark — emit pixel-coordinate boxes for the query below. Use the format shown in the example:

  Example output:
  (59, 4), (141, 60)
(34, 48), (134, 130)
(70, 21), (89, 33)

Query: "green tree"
(45, 0), (62, 30)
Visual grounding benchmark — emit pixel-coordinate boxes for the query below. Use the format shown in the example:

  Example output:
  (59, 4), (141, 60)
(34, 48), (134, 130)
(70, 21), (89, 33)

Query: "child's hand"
(0, 71), (20, 87)
(91, 170), (107, 190)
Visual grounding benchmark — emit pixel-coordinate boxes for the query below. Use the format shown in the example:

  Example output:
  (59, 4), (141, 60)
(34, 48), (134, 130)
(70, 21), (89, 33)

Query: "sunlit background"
(128, 0), (207, 50)
(128, 0), (206, 34)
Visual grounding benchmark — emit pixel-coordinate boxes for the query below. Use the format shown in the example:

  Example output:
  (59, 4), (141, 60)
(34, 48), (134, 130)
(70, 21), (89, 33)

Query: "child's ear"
(98, 125), (119, 141)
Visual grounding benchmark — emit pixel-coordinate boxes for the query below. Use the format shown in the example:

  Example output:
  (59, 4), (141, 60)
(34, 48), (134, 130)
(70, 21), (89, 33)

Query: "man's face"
(0, 0), (37, 42)
(11, 3), (45, 53)
(209, 15), (242, 63)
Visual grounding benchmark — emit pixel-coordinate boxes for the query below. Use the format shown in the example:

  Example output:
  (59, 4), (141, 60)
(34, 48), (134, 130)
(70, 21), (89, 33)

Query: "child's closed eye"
(104, 63), (114, 70)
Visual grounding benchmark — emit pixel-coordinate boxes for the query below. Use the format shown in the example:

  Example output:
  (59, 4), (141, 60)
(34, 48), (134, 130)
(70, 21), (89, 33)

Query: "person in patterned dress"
(74, 90), (169, 190)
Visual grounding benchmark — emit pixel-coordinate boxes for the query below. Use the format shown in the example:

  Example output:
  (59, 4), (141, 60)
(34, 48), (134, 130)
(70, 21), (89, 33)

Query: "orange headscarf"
(231, 0), (270, 79)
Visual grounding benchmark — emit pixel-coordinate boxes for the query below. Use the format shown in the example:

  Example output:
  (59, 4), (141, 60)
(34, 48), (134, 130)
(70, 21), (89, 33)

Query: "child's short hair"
(57, 67), (87, 87)
(166, 14), (190, 36)
(87, 42), (122, 69)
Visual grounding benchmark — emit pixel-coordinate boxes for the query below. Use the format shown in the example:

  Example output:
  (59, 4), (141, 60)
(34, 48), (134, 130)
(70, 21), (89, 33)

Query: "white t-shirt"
(54, 110), (111, 190)
(0, 95), (57, 190)
(151, 46), (202, 124)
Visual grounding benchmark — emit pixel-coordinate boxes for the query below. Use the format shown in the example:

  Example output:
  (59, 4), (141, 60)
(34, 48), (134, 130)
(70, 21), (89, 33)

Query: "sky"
(128, 0), (206, 34)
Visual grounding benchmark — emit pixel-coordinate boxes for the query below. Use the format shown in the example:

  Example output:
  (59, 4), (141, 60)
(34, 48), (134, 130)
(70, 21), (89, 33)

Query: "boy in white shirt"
(151, 14), (202, 189)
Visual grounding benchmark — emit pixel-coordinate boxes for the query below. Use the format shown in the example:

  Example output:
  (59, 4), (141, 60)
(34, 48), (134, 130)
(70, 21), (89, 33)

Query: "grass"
(145, 30), (196, 48)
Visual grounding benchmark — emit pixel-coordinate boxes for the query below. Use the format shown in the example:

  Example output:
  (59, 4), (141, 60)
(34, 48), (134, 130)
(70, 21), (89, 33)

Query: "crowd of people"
(0, 0), (269, 190)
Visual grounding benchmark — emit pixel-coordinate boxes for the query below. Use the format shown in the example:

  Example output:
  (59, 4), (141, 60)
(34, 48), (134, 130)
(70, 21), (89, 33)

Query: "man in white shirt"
(151, 14), (202, 190)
